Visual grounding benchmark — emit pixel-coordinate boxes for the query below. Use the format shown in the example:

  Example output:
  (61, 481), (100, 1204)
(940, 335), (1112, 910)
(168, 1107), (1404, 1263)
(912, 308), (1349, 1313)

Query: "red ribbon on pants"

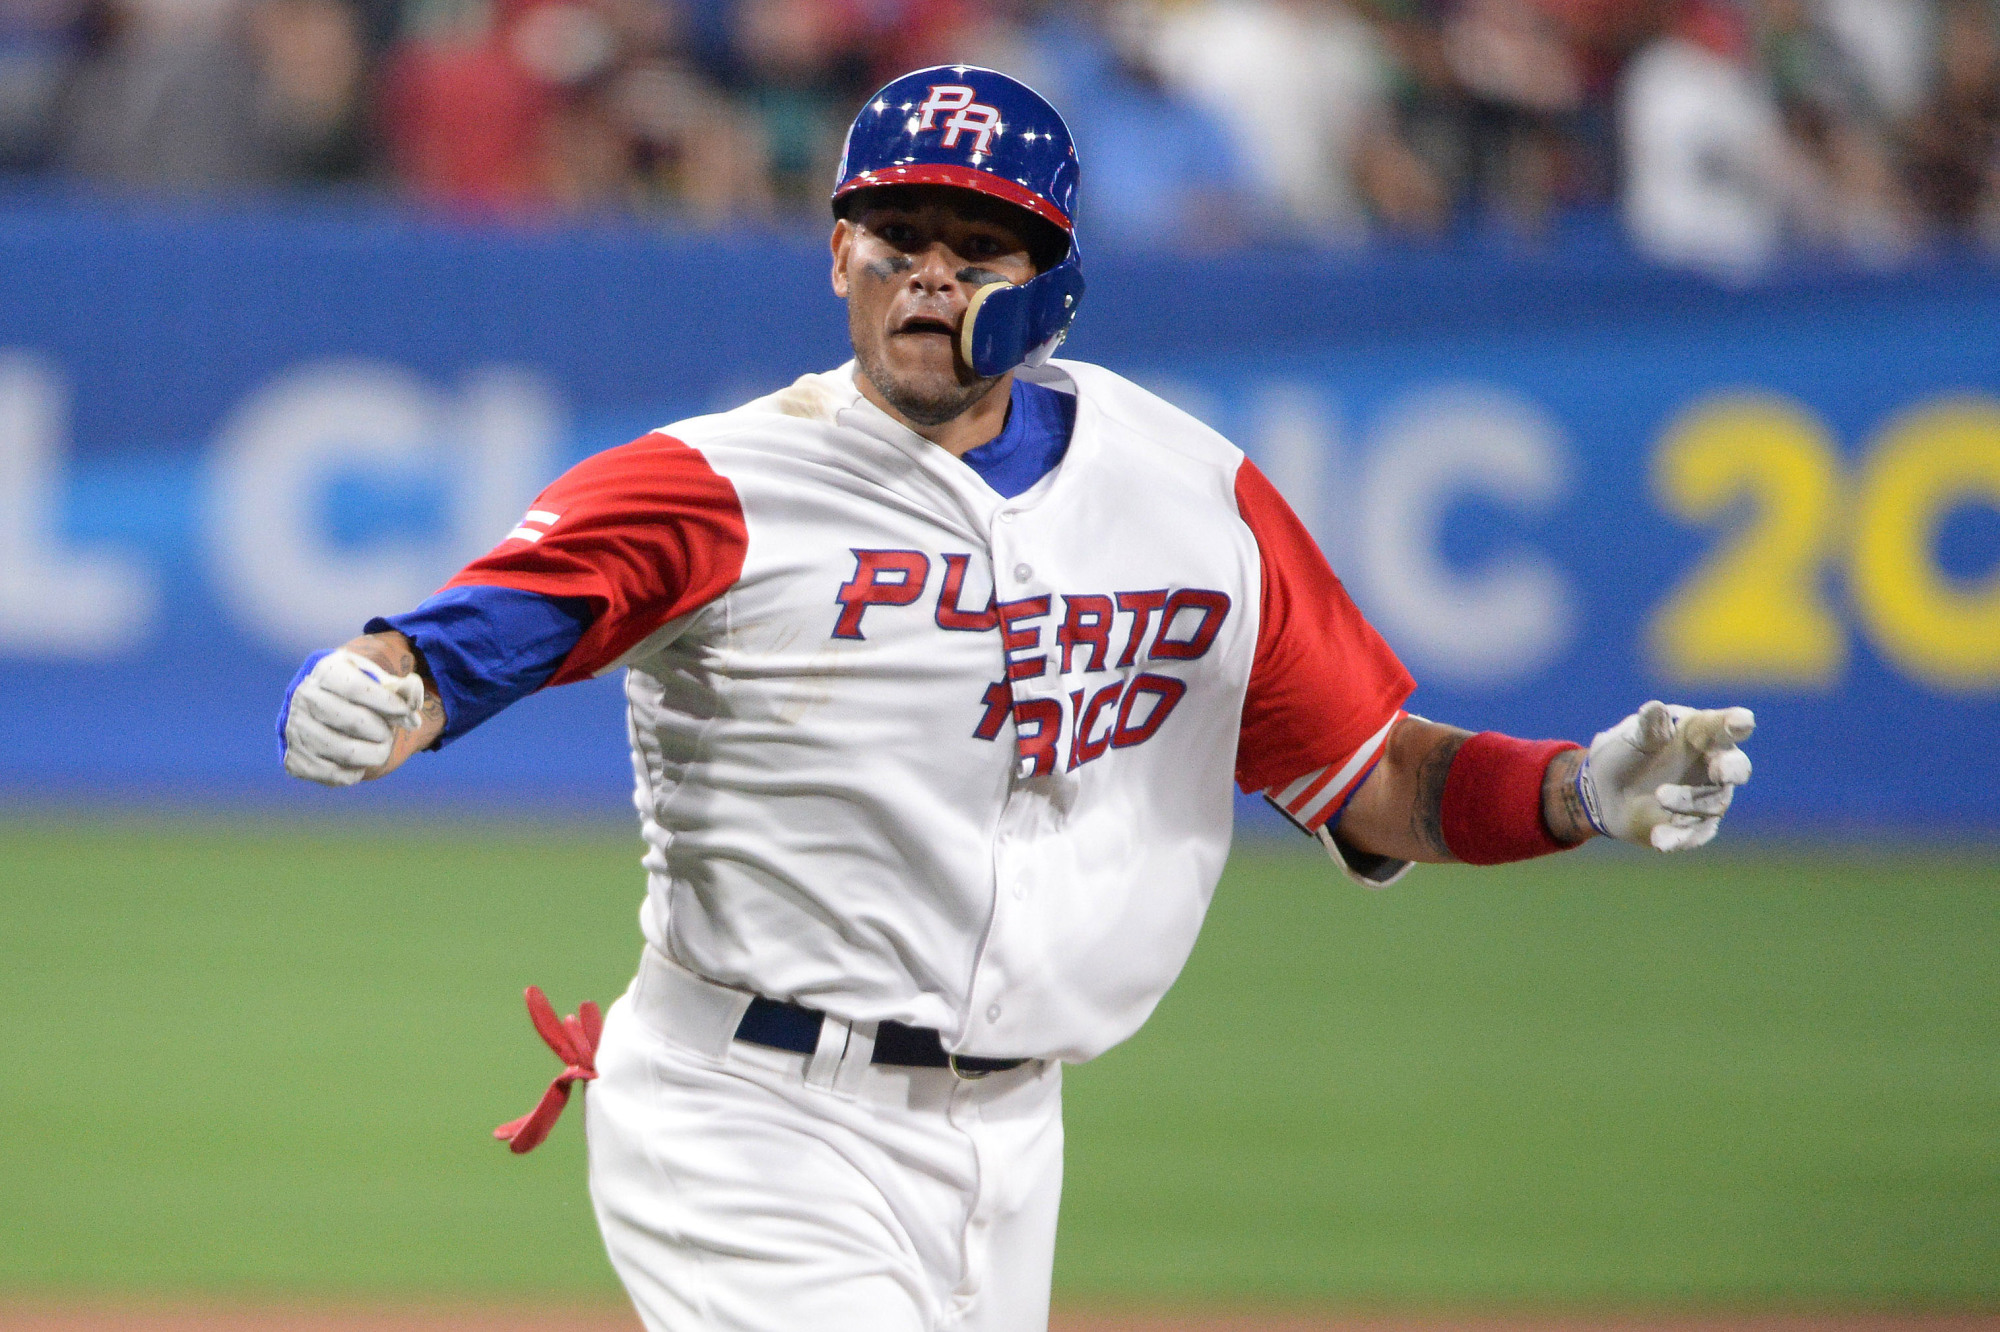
(494, 985), (602, 1154)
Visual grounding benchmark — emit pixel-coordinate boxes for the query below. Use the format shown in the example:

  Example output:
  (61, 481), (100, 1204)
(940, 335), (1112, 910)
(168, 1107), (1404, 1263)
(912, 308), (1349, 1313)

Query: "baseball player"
(277, 66), (1754, 1332)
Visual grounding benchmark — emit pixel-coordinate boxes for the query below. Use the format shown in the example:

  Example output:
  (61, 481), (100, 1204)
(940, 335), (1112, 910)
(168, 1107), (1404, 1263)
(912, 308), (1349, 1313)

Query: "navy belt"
(734, 996), (1027, 1076)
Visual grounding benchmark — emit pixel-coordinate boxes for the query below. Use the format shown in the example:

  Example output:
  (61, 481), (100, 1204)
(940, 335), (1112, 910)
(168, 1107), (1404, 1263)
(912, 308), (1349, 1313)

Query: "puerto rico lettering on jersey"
(833, 547), (1230, 773)
(833, 548), (1228, 663)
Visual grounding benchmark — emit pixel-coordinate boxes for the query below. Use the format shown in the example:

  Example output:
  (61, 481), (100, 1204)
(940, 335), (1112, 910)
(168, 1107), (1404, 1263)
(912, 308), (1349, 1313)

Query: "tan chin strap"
(959, 280), (1013, 369)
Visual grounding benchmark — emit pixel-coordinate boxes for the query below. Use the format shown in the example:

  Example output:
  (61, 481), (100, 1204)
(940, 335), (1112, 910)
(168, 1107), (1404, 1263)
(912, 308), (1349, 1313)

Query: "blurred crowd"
(0, 0), (1997, 272)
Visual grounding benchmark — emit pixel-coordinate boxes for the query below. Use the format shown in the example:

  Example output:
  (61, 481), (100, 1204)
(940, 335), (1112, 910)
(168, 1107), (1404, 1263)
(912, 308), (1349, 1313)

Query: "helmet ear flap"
(960, 247), (1086, 378)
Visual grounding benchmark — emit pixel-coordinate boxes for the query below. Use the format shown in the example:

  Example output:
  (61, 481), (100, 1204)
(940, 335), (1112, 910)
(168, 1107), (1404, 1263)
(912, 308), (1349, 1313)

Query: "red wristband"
(1439, 733), (1582, 865)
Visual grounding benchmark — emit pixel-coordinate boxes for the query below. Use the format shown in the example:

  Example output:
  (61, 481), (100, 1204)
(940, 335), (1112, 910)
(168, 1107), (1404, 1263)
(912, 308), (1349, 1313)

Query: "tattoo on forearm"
(1542, 748), (1593, 845)
(1410, 731), (1468, 861)
(366, 689), (445, 781)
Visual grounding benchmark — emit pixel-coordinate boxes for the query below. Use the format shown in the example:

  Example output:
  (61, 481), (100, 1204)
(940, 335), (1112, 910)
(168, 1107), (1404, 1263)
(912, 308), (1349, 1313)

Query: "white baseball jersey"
(446, 359), (1413, 1063)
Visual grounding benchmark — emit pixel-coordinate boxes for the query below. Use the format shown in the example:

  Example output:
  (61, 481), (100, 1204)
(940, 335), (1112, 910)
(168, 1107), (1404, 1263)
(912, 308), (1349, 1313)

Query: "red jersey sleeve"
(443, 432), (748, 685)
(1234, 458), (1415, 829)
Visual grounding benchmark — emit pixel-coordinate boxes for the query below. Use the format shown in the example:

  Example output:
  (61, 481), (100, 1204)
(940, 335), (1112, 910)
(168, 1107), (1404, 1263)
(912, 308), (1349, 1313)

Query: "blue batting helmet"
(833, 65), (1085, 378)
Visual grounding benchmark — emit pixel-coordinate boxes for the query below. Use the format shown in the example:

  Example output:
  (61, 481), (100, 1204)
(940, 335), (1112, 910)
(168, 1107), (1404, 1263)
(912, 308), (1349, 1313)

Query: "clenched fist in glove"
(1577, 701), (1755, 852)
(279, 647), (428, 787)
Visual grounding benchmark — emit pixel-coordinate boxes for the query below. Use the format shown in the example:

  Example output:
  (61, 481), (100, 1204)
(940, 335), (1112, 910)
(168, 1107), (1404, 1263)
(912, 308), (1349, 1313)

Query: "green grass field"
(1, 819), (1994, 1308)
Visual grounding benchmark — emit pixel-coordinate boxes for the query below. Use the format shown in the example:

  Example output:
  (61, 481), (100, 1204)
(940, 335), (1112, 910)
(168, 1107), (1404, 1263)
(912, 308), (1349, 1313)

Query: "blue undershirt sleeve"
(366, 584), (593, 747)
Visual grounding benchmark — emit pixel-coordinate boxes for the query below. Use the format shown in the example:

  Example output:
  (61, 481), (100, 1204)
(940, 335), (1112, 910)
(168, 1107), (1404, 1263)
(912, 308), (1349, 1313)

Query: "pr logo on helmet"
(913, 85), (1003, 156)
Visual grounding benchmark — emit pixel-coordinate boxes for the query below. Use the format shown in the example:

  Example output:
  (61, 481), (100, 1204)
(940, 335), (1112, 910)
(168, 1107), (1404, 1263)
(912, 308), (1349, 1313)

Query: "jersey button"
(1012, 563), (1032, 583)
(986, 1004), (1002, 1023)
(998, 510), (1018, 523)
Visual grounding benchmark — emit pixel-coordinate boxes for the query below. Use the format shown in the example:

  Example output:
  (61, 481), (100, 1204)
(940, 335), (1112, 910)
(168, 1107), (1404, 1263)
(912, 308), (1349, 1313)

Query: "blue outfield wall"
(0, 197), (1996, 834)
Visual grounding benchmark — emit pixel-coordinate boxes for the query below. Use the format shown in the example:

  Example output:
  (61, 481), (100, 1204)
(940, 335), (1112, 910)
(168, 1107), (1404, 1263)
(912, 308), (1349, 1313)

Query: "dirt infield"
(2, 1304), (1995, 1332)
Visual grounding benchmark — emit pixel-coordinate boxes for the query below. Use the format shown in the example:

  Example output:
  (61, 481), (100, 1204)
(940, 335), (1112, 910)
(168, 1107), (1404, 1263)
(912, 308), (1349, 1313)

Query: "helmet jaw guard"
(834, 66), (1083, 378)
(959, 245), (1085, 378)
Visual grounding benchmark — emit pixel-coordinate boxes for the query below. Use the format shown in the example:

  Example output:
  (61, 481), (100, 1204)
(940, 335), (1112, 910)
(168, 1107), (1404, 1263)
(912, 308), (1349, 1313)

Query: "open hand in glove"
(1578, 702), (1755, 852)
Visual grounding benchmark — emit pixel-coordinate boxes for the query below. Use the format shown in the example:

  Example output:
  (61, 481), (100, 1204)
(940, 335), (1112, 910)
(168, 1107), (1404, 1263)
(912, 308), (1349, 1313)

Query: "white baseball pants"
(585, 945), (1066, 1331)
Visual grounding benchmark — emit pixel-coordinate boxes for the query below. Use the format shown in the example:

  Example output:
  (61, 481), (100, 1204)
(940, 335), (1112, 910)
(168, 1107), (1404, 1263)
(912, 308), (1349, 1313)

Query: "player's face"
(831, 188), (1039, 428)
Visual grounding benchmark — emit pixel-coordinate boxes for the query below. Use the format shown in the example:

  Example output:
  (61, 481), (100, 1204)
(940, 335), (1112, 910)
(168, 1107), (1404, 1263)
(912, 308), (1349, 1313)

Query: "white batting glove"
(1577, 701), (1755, 852)
(280, 648), (427, 787)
